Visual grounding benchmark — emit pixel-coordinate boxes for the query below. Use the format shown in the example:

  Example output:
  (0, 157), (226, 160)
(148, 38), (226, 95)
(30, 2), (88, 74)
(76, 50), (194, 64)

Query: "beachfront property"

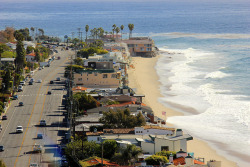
(134, 125), (175, 135)
(122, 37), (154, 57)
(73, 69), (121, 88)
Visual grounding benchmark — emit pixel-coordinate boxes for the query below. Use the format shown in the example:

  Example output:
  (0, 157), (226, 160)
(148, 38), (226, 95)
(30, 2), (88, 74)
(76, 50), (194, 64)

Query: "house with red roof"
(80, 156), (119, 166)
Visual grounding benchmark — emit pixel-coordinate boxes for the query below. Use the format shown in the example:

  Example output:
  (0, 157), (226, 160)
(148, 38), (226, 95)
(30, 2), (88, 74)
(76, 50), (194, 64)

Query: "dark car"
(48, 91), (52, 95)
(29, 81), (33, 85)
(50, 80), (54, 84)
(2, 115), (7, 120)
(0, 146), (4, 152)
(37, 133), (43, 139)
(13, 95), (18, 100)
(19, 102), (24, 106)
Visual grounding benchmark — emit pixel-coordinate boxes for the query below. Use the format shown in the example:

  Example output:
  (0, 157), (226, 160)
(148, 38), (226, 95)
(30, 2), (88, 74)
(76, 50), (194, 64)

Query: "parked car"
(37, 133), (43, 139)
(50, 80), (54, 84)
(30, 78), (35, 82)
(2, 115), (7, 120)
(0, 145), (4, 152)
(57, 56), (61, 60)
(29, 81), (33, 85)
(40, 120), (46, 126)
(20, 81), (25, 86)
(39, 67), (42, 70)
(0, 124), (2, 131)
(13, 95), (18, 100)
(29, 163), (39, 167)
(16, 126), (23, 133)
(19, 102), (24, 106)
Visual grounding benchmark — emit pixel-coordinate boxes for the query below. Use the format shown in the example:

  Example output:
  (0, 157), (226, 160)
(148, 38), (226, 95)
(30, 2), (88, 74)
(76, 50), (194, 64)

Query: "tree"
(102, 140), (118, 159)
(85, 25), (89, 41)
(2, 68), (12, 92)
(112, 144), (142, 165)
(99, 108), (146, 128)
(156, 150), (176, 159)
(115, 27), (120, 40)
(120, 25), (124, 40)
(112, 24), (116, 38)
(30, 27), (35, 40)
(128, 23), (134, 38)
(0, 160), (6, 167)
(26, 46), (34, 54)
(72, 92), (99, 113)
(34, 48), (40, 62)
(65, 140), (101, 160)
(74, 57), (83, 66)
(15, 32), (26, 73)
(0, 45), (4, 60)
(38, 28), (44, 36)
(145, 155), (169, 165)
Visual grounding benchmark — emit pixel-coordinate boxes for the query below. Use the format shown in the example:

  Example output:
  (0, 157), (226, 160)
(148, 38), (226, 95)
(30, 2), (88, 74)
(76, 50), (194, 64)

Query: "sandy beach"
(127, 55), (238, 167)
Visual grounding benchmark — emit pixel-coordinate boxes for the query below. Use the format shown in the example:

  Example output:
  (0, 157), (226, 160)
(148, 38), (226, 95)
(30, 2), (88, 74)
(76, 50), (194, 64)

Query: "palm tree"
(112, 144), (142, 166)
(115, 27), (120, 40)
(30, 27), (35, 41)
(85, 25), (89, 41)
(128, 23), (134, 38)
(112, 24), (116, 38)
(120, 25), (124, 40)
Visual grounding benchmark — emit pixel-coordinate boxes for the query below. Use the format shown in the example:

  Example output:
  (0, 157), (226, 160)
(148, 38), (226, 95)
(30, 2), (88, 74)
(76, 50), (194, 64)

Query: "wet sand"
(127, 55), (238, 167)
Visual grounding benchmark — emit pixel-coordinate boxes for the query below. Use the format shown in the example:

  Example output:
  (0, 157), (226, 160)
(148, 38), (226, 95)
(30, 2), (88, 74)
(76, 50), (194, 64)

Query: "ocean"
(1, 0), (250, 166)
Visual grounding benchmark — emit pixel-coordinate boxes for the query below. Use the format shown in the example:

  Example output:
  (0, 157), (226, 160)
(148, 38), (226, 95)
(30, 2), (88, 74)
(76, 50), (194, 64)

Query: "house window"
(140, 47), (144, 51)
(146, 48), (152, 51)
(94, 73), (98, 76)
(161, 146), (169, 151)
(111, 74), (117, 78)
(78, 78), (82, 81)
(97, 137), (100, 141)
(135, 44), (138, 47)
(103, 74), (108, 78)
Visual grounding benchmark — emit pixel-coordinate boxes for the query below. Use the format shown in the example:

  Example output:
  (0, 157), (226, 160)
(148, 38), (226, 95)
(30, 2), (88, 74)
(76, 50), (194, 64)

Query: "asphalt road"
(0, 48), (73, 167)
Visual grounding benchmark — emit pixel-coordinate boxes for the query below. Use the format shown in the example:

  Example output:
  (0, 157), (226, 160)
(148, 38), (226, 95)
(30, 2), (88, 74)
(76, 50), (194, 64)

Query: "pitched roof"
(85, 157), (119, 166)
(103, 128), (134, 134)
(173, 157), (185, 166)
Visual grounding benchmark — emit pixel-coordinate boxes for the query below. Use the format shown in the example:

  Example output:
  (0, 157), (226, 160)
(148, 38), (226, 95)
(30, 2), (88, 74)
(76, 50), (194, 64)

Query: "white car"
(39, 67), (42, 70)
(37, 79), (42, 83)
(16, 126), (23, 133)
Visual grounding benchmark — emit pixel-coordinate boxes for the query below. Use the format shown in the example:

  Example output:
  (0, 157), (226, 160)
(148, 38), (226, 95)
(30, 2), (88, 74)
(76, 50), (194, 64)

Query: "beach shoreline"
(127, 55), (238, 167)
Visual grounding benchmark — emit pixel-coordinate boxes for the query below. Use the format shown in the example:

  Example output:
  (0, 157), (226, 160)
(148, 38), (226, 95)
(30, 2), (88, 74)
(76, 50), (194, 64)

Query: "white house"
(25, 52), (37, 62)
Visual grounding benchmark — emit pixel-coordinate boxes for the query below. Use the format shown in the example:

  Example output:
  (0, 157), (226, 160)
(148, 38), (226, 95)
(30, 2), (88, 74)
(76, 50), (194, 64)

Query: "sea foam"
(156, 47), (250, 166)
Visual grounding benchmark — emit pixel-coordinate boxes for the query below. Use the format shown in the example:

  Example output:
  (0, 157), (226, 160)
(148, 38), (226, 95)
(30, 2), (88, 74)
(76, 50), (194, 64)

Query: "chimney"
(176, 129), (183, 136)
(185, 154), (194, 166)
(169, 153), (174, 163)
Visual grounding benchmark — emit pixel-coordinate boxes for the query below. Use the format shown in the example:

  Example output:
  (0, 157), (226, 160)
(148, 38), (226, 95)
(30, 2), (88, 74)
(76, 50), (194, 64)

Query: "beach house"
(122, 37), (154, 57)
(73, 69), (121, 88)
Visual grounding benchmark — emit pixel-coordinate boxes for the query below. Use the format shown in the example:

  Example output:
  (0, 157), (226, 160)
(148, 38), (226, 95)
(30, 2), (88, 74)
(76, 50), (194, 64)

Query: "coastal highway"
(0, 48), (73, 167)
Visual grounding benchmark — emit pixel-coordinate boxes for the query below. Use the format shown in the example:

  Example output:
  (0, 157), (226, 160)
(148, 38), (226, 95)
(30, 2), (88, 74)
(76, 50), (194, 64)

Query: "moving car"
(48, 91), (52, 95)
(50, 80), (54, 84)
(37, 79), (42, 83)
(19, 102), (24, 106)
(40, 120), (46, 126)
(37, 133), (43, 139)
(56, 77), (60, 81)
(0, 145), (4, 152)
(2, 115), (7, 120)
(16, 126), (23, 133)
